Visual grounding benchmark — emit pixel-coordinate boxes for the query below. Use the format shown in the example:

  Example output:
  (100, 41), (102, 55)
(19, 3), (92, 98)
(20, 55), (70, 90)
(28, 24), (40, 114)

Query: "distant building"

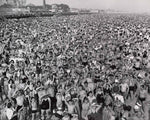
(51, 4), (58, 12)
(19, 0), (26, 6)
(28, 5), (44, 12)
(90, 9), (99, 13)
(0, 0), (26, 7)
(70, 8), (79, 13)
(79, 9), (90, 13)
(12, 7), (30, 13)
(50, 4), (70, 13)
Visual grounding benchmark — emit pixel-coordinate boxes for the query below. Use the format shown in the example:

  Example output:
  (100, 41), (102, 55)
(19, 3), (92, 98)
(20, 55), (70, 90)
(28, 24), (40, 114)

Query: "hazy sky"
(26, 0), (150, 13)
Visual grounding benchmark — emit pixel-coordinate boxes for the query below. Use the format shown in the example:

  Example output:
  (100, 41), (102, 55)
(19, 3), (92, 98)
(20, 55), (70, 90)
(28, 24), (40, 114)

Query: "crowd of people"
(0, 13), (150, 120)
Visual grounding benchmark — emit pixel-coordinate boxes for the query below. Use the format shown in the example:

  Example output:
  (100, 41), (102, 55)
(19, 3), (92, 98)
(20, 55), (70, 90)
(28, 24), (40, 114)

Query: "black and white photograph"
(1, 0), (150, 120)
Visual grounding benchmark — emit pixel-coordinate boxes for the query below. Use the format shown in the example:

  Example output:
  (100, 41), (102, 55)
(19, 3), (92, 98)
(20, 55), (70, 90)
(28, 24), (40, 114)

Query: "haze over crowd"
(26, 0), (150, 13)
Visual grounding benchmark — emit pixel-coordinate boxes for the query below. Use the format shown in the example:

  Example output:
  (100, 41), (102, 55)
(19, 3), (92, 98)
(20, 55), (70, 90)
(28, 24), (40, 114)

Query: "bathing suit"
(41, 98), (50, 110)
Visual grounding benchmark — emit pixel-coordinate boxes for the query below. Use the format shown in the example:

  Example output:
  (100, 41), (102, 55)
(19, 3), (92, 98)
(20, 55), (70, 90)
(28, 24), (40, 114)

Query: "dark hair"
(8, 79), (14, 84)
(11, 97), (17, 105)
(79, 84), (83, 88)
(9, 60), (14, 64)
(83, 97), (89, 102)
(20, 69), (26, 75)
(31, 97), (36, 100)
(88, 91), (92, 96)
(123, 104), (131, 111)
(27, 81), (30, 85)
(68, 100), (73, 103)
(7, 102), (12, 108)
(84, 81), (88, 84)
(141, 85), (145, 88)
(88, 115), (95, 120)
(2, 72), (6, 76)
(37, 81), (41, 85)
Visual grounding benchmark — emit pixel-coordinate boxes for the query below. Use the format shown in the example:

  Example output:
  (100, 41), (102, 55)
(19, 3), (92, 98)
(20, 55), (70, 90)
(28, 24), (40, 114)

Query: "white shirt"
(45, 79), (53, 85)
(68, 105), (76, 114)
(71, 118), (79, 120)
(6, 108), (14, 120)
(18, 83), (25, 90)
(30, 89), (37, 97)
(16, 96), (24, 106)
(47, 87), (54, 97)
(114, 94), (124, 103)
(79, 90), (86, 98)
(88, 82), (95, 91)
(62, 116), (70, 120)
(120, 83), (128, 92)
(38, 90), (46, 102)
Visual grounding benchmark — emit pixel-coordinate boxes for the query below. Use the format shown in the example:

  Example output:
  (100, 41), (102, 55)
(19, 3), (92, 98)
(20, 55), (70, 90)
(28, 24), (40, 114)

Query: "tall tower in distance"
(43, 0), (46, 9)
